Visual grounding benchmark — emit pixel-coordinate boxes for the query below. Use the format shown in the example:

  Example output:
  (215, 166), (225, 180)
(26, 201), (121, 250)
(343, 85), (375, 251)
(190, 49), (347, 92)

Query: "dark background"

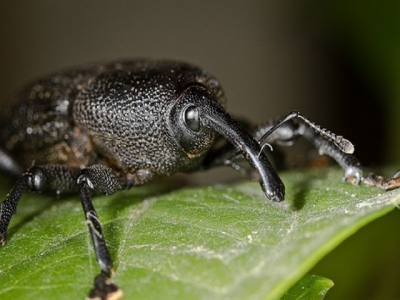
(1, 1), (400, 299)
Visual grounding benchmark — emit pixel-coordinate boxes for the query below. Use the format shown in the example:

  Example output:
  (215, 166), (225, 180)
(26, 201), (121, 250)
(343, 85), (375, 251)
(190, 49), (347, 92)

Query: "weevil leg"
(362, 171), (400, 190)
(76, 165), (119, 275)
(76, 164), (124, 300)
(257, 111), (400, 190)
(250, 111), (363, 184)
(0, 174), (29, 245)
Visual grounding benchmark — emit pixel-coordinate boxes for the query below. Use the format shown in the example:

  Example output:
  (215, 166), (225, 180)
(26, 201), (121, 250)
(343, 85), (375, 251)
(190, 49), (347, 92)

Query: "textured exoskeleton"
(0, 60), (398, 299)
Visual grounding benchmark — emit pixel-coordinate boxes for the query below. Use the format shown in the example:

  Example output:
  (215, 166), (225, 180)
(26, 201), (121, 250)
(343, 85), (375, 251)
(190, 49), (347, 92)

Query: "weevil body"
(1, 61), (224, 183)
(1, 59), (398, 299)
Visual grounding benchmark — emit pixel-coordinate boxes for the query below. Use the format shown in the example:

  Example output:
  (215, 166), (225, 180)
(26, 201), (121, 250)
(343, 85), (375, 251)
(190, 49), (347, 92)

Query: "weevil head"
(167, 85), (220, 158)
(167, 84), (285, 201)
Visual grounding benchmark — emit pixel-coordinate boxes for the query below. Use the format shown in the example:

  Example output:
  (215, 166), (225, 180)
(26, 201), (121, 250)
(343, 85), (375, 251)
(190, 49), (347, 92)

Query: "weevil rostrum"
(0, 59), (399, 299)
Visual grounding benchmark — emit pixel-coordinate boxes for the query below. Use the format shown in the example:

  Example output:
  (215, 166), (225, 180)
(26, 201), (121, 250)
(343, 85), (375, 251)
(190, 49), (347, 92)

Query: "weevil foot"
(0, 235), (6, 246)
(362, 171), (400, 190)
(87, 272), (123, 300)
(343, 166), (362, 185)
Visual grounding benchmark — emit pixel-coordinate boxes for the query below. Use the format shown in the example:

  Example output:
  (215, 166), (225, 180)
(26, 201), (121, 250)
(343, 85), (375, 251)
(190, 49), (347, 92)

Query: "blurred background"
(1, 1), (399, 299)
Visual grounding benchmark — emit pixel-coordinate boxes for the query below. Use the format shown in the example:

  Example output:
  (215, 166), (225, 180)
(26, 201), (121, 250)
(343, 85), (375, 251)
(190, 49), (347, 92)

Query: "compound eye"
(184, 106), (200, 132)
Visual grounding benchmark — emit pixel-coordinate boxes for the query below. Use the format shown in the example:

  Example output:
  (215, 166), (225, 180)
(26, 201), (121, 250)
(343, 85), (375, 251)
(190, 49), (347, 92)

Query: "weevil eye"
(167, 86), (218, 156)
(184, 106), (200, 132)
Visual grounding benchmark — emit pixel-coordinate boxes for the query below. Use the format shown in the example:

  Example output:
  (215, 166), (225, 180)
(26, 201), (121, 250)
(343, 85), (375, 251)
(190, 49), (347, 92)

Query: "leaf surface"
(0, 168), (399, 299)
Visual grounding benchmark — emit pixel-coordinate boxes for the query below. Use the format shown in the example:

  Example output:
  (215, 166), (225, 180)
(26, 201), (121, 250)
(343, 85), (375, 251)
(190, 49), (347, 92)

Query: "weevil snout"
(169, 85), (285, 201)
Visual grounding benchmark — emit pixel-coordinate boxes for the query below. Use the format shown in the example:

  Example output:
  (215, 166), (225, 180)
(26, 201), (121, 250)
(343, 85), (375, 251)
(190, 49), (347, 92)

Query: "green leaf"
(0, 168), (399, 299)
(281, 274), (334, 300)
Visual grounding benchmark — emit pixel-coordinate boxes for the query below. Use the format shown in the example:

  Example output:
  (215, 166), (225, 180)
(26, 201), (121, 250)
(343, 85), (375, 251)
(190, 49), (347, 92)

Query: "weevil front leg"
(253, 111), (400, 189)
(253, 111), (363, 184)
(362, 171), (400, 190)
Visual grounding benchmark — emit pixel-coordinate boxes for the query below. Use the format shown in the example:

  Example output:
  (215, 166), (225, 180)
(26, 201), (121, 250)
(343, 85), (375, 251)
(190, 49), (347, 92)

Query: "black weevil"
(0, 59), (399, 299)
